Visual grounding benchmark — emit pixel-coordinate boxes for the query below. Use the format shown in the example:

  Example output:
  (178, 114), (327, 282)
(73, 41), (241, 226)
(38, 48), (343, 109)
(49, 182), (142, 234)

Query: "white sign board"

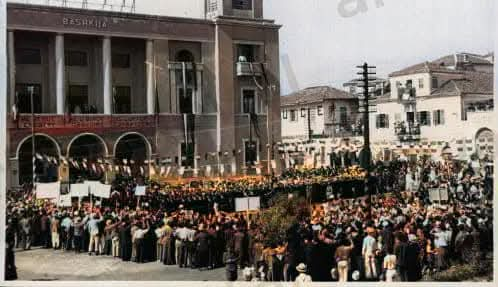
(235, 197), (261, 212)
(93, 183), (111, 198)
(135, 185), (147, 196)
(59, 194), (73, 207)
(70, 183), (89, 197)
(35, 182), (61, 199)
(429, 188), (449, 202)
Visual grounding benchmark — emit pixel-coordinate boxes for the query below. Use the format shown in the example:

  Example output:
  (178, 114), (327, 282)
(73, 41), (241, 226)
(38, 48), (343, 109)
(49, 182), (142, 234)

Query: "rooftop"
(281, 86), (356, 107)
(389, 52), (493, 77)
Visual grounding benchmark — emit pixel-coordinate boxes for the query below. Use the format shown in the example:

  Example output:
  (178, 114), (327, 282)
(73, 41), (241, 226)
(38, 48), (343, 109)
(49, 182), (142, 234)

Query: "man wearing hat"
(295, 263), (312, 283)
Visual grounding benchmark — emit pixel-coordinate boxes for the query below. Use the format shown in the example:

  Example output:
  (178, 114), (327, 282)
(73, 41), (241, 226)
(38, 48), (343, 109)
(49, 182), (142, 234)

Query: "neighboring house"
(280, 86), (360, 140)
(370, 52), (494, 161)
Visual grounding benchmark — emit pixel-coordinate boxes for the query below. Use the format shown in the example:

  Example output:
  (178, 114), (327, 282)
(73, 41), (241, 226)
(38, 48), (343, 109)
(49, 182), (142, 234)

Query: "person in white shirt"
(295, 263), (312, 284)
(362, 227), (378, 279)
(383, 250), (397, 281)
(174, 223), (189, 267)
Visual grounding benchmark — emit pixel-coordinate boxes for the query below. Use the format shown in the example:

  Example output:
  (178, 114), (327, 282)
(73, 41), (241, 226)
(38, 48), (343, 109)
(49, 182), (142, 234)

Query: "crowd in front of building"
(5, 156), (493, 282)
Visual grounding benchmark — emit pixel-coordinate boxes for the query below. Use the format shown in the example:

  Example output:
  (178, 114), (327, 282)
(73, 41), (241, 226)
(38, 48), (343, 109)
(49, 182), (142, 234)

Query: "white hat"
(296, 263), (307, 273)
(330, 268), (338, 280)
(352, 270), (360, 281)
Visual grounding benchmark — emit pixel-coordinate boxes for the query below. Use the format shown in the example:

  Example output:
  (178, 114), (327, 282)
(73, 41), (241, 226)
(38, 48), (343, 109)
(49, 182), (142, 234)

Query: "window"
(418, 78), (424, 88)
(290, 110), (297, 122)
(349, 86), (356, 94)
(181, 143), (195, 168)
(244, 140), (257, 166)
(431, 77), (438, 89)
(406, 112), (415, 124)
(237, 44), (255, 62)
(232, 0), (252, 10)
(406, 80), (413, 89)
(328, 104), (335, 119)
(282, 110), (287, 119)
(317, 106), (323, 115)
(339, 107), (348, 127)
(433, 110), (445, 126)
(68, 85), (89, 113)
(113, 86), (131, 114)
(376, 114), (389, 129)
(15, 84), (42, 113)
(179, 88), (194, 114)
(417, 111), (431, 126)
(301, 108), (306, 117)
(112, 53), (130, 68)
(65, 51), (88, 66)
(242, 89), (256, 114)
(175, 50), (195, 62)
(15, 48), (41, 65)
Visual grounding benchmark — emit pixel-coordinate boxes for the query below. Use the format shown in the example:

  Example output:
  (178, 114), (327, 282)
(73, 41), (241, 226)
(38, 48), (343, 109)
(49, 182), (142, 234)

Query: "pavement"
(14, 248), (233, 281)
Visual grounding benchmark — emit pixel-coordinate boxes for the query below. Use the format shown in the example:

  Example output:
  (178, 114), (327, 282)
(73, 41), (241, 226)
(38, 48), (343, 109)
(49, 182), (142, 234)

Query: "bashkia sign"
(62, 17), (109, 29)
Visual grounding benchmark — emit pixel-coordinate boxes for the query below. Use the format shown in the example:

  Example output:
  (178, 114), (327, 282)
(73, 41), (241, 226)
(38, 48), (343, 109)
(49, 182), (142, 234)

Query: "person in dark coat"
(5, 220), (18, 280)
(40, 210), (51, 248)
(194, 224), (211, 270)
(233, 225), (247, 268)
(224, 247), (239, 281)
(119, 219), (132, 261)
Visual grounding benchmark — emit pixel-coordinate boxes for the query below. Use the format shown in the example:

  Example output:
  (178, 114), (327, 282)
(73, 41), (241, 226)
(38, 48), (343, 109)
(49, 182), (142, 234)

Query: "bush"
(258, 194), (310, 247)
(432, 260), (492, 282)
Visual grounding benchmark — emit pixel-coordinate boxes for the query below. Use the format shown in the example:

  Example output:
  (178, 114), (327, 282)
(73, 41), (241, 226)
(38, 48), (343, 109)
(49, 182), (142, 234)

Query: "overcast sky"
(264, 0), (494, 94)
(9, 0), (494, 94)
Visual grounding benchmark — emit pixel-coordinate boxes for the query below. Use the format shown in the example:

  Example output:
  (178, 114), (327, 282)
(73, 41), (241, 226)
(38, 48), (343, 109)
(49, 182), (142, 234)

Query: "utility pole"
(357, 63), (376, 219)
(307, 107), (312, 140)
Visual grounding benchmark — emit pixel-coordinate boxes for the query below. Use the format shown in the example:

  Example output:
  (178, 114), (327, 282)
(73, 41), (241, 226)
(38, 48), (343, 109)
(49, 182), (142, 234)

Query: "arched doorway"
(17, 134), (60, 185)
(114, 133), (150, 176)
(68, 134), (107, 182)
(475, 128), (494, 160)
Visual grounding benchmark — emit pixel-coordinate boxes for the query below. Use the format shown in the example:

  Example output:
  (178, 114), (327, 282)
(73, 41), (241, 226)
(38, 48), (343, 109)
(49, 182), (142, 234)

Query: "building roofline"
(7, 2), (281, 29)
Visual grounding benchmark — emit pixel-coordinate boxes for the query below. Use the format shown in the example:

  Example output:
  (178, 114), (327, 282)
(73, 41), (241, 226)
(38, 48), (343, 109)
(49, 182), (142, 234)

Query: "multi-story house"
(6, 0), (281, 187)
(370, 52), (494, 161)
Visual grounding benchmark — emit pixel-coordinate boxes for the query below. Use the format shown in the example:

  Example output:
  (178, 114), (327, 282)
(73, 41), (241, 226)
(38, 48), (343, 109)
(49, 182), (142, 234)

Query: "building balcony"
(397, 87), (416, 103)
(395, 122), (421, 142)
(236, 62), (265, 77)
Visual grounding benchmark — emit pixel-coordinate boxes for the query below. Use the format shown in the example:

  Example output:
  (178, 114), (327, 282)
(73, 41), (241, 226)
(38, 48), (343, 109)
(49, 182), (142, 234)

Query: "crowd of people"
(4, 157), (493, 282)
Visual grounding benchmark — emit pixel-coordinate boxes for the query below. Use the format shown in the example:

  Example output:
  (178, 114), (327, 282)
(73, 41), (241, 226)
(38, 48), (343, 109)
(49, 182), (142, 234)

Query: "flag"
(12, 91), (19, 122)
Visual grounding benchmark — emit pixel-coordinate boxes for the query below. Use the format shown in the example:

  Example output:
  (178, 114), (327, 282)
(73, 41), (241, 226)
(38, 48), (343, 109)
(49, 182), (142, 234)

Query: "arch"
(67, 132), (109, 157)
(113, 132), (152, 159)
(113, 132), (152, 164)
(175, 49), (195, 62)
(475, 128), (494, 159)
(15, 133), (61, 160)
(16, 134), (61, 184)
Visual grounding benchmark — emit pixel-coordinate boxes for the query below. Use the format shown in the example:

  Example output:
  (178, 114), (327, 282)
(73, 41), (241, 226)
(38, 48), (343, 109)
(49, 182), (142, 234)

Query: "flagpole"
(29, 86), (36, 187)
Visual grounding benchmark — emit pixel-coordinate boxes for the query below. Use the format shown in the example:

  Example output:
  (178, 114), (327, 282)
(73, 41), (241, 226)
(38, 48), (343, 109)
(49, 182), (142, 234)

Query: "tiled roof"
(389, 61), (458, 77)
(281, 86), (356, 106)
(389, 52), (493, 77)
(432, 71), (493, 96)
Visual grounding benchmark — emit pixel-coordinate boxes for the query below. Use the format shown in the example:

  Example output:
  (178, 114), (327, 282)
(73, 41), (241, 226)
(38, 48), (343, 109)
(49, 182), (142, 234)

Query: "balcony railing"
(236, 62), (265, 77)
(395, 121), (421, 142)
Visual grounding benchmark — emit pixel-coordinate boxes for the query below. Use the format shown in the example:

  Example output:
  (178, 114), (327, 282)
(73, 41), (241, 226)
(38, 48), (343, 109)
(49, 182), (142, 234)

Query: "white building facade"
(370, 53), (494, 162)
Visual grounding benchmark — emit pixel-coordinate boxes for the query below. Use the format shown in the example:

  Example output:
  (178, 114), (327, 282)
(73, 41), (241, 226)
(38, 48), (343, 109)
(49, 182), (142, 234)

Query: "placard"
(59, 194), (73, 207)
(70, 183), (89, 197)
(35, 182), (61, 199)
(93, 183), (111, 198)
(235, 196), (261, 212)
(135, 185), (147, 196)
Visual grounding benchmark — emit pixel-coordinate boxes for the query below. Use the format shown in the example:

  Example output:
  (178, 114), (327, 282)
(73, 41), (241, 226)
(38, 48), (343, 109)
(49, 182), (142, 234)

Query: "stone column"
(7, 30), (15, 109)
(55, 33), (65, 115)
(102, 36), (112, 115)
(146, 39), (155, 114)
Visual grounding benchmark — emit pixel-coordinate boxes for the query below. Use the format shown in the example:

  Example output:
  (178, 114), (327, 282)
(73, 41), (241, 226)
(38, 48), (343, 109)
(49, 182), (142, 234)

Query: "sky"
(9, 0), (495, 95)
